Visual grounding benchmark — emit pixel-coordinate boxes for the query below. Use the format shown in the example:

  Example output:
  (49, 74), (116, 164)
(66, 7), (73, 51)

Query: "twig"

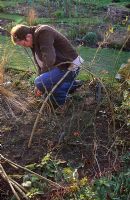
(93, 141), (102, 177)
(1, 173), (29, 200)
(9, 177), (27, 193)
(0, 163), (21, 200)
(92, 107), (102, 177)
(28, 70), (70, 148)
(9, 178), (29, 200)
(105, 138), (117, 156)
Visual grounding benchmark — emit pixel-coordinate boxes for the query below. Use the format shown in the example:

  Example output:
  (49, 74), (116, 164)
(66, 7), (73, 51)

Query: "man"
(11, 24), (84, 108)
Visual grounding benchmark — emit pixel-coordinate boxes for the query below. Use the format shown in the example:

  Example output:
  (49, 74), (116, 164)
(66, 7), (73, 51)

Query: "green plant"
(26, 153), (64, 181)
(115, 59), (130, 125)
(19, 153), (98, 199)
(67, 28), (78, 40)
(64, 178), (98, 200)
(67, 24), (89, 40)
(82, 32), (99, 47)
(29, 74), (36, 85)
(53, 9), (64, 19)
(93, 152), (130, 200)
(122, 152), (130, 167)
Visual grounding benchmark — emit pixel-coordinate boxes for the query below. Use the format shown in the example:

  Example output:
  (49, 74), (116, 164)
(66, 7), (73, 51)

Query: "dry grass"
(26, 7), (37, 26)
(0, 55), (28, 116)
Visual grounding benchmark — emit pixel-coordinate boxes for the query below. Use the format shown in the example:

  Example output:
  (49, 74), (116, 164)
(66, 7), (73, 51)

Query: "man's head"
(11, 24), (33, 47)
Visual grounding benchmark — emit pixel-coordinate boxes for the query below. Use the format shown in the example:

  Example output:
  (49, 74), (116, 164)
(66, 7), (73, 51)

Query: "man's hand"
(34, 87), (43, 97)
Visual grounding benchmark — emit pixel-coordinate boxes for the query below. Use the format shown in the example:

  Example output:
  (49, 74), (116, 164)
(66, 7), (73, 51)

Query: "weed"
(21, 153), (98, 199)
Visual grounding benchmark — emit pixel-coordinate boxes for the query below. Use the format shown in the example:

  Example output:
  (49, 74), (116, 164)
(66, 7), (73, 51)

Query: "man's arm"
(38, 30), (56, 72)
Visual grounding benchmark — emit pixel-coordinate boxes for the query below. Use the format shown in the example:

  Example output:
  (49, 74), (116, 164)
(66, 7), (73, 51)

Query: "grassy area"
(37, 16), (102, 26)
(0, 13), (24, 23)
(0, 35), (130, 79)
(0, 0), (26, 7)
(78, 46), (130, 78)
(0, 12), (102, 26)
(73, 0), (130, 6)
(1, 11), (91, 30)
(0, 36), (35, 72)
(0, 1), (17, 7)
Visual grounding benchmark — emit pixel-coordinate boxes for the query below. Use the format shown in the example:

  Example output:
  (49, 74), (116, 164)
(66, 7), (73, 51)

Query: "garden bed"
(0, 68), (129, 199)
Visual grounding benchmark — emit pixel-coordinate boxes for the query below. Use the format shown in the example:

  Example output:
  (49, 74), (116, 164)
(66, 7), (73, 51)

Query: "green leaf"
(41, 153), (51, 165)
(31, 175), (39, 183)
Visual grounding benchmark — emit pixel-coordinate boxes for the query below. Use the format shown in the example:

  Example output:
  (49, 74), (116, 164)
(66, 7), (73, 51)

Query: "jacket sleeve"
(38, 30), (56, 72)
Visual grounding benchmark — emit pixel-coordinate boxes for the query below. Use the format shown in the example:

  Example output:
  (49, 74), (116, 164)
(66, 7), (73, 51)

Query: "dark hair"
(11, 24), (31, 43)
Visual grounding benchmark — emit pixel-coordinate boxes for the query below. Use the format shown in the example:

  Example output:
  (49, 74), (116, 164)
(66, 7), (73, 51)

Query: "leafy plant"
(20, 153), (98, 199)
(82, 32), (99, 47)
(93, 152), (130, 200)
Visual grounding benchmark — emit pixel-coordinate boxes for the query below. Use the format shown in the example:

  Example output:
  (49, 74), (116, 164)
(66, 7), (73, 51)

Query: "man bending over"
(11, 24), (84, 108)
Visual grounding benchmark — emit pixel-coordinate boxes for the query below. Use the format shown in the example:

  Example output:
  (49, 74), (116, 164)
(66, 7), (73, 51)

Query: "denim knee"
(34, 76), (46, 92)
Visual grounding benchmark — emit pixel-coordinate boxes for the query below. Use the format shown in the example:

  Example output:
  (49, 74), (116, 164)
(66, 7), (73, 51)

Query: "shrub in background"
(53, 9), (64, 18)
(67, 25), (89, 42)
(82, 31), (99, 47)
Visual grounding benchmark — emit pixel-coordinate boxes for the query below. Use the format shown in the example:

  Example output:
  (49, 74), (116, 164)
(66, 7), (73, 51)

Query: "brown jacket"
(31, 25), (78, 73)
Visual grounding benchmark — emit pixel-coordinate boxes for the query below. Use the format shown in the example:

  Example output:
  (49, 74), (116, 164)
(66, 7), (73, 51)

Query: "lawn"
(0, 0), (26, 7)
(0, 36), (34, 71)
(36, 16), (102, 26)
(78, 46), (130, 77)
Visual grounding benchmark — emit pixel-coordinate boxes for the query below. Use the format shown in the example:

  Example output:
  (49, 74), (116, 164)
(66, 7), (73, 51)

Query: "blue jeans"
(34, 67), (79, 106)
